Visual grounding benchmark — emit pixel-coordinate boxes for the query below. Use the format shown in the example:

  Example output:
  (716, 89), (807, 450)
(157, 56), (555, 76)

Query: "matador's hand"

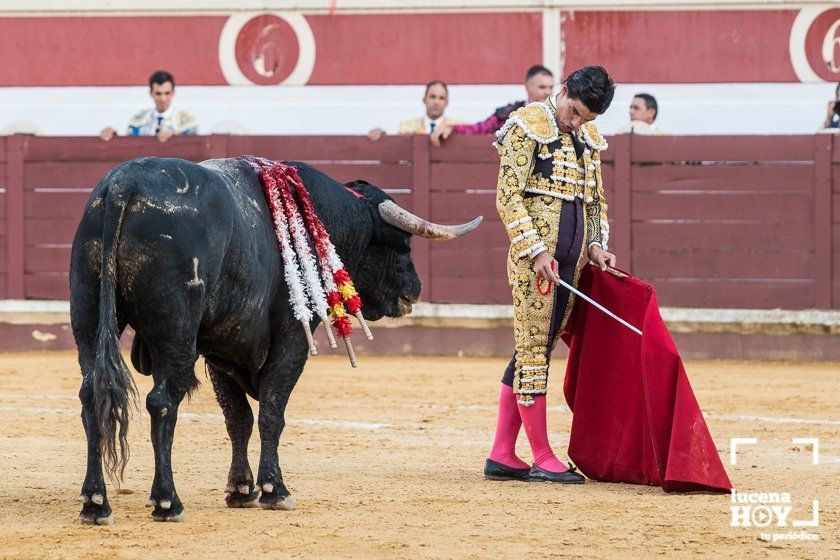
(588, 245), (616, 271)
(534, 251), (560, 285)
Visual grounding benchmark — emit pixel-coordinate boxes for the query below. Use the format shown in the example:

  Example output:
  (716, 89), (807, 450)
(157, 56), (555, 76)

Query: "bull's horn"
(378, 200), (482, 240)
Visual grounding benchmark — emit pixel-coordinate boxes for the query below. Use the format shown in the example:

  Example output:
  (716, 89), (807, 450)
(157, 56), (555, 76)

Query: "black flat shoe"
(528, 462), (586, 484)
(484, 458), (530, 481)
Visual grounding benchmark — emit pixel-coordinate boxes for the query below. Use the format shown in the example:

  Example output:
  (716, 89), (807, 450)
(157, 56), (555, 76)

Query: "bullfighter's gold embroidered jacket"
(494, 98), (609, 405)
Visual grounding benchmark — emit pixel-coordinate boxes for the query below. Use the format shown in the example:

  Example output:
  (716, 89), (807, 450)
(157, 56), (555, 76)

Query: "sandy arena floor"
(0, 351), (837, 559)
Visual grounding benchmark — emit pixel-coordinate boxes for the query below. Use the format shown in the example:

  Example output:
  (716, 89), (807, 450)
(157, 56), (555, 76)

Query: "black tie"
(156, 116), (163, 133)
(430, 122), (436, 133)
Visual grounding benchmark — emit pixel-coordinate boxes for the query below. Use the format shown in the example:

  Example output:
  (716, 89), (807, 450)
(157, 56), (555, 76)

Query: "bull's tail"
(92, 177), (138, 482)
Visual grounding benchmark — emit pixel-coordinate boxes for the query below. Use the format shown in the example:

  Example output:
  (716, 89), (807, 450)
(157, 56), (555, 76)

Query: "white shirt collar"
(152, 105), (175, 120)
(423, 114), (442, 131)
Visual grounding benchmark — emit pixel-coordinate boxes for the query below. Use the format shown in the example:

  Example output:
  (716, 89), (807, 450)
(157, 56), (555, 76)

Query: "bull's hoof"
(256, 479), (295, 511)
(78, 492), (114, 526)
(148, 494), (186, 522)
(259, 491), (296, 511)
(152, 510), (186, 522)
(226, 489), (260, 508)
(79, 512), (115, 525)
(259, 494), (296, 511)
(225, 479), (259, 508)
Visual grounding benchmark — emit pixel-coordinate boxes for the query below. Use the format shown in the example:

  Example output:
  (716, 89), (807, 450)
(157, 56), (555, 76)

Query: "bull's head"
(347, 182), (482, 321)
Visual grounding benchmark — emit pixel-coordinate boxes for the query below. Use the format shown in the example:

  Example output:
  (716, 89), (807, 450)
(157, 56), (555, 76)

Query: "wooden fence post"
(208, 134), (228, 159)
(612, 134), (632, 273)
(813, 133), (833, 309)
(411, 135), (432, 298)
(5, 135), (25, 299)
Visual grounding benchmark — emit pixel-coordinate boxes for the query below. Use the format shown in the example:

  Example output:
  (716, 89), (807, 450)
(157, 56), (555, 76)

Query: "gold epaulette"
(398, 118), (424, 134)
(495, 101), (559, 145)
(129, 108), (151, 126)
(581, 122), (608, 151)
(175, 110), (197, 127)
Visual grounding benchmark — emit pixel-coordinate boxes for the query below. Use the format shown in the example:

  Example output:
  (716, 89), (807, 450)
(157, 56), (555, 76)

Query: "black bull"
(70, 157), (481, 524)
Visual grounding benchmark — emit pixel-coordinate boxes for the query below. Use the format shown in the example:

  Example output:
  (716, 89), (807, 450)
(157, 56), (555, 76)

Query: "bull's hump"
(199, 158), (245, 177)
(199, 158), (262, 207)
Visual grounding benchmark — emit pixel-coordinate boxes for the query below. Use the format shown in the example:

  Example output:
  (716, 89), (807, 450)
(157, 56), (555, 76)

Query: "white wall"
(0, 82), (837, 137)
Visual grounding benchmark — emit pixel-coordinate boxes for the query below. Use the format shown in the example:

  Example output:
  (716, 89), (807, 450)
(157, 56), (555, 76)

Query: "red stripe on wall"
(306, 12), (543, 85)
(560, 10), (800, 83)
(0, 10), (821, 86)
(0, 13), (542, 87)
(0, 16), (228, 86)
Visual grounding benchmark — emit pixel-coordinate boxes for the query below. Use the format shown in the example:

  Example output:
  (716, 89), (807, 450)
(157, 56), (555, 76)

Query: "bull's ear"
(343, 179), (373, 199)
(345, 179), (399, 207)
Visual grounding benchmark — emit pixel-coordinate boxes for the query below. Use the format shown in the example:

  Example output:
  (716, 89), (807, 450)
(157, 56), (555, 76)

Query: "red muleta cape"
(561, 265), (732, 493)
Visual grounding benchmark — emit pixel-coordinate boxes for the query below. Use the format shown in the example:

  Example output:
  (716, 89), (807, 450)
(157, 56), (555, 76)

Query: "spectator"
(100, 70), (199, 143)
(616, 93), (666, 135)
(431, 65), (554, 146)
(368, 80), (464, 141)
(822, 83), (840, 129)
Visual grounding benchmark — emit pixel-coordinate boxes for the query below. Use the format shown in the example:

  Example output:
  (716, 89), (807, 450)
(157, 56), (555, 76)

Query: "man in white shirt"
(100, 70), (199, 143)
(616, 93), (667, 135)
(367, 80), (463, 141)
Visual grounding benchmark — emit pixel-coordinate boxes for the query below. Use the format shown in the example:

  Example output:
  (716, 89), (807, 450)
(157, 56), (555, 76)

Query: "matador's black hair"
(148, 70), (175, 90)
(564, 66), (615, 115)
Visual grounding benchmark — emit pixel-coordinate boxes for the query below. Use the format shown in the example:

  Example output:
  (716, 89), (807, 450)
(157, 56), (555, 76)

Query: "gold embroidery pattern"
(581, 122), (608, 151)
(523, 131), (604, 206)
(496, 112), (611, 405)
(496, 126), (542, 259)
(508, 196), (563, 405)
(495, 102), (559, 145)
(583, 150), (609, 249)
(519, 104), (557, 141)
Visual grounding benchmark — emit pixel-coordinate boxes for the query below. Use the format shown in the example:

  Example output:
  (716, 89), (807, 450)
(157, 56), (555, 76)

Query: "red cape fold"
(561, 265), (732, 493)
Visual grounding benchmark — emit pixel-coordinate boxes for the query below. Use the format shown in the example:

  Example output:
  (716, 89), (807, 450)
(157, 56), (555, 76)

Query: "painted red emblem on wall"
(234, 14), (300, 85)
(805, 7), (840, 81)
(219, 12), (315, 86)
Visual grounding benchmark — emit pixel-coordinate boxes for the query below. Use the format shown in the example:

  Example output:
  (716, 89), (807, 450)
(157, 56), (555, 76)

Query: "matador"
(484, 66), (617, 484)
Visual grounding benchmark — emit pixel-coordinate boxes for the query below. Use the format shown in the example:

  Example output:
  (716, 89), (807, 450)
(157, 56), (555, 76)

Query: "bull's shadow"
(70, 157), (481, 524)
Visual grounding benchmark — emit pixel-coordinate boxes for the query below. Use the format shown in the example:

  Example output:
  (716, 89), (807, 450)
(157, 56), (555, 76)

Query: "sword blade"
(557, 278), (643, 336)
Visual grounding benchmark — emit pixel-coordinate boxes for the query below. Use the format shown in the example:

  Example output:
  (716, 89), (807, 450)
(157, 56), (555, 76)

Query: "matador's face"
(150, 81), (174, 113)
(553, 85), (597, 133)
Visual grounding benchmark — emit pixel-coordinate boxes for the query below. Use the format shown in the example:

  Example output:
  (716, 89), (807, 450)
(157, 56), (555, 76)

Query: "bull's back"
(73, 157), (281, 370)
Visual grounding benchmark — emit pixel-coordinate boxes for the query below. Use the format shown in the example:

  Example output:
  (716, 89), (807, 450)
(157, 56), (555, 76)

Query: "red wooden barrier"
(2, 133), (837, 310)
(631, 135), (821, 309)
(0, 137), (7, 298)
(5, 136), (24, 299)
(428, 136), (502, 303)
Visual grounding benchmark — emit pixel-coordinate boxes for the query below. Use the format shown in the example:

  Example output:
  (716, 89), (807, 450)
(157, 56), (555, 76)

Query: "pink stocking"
(488, 384), (529, 469)
(518, 395), (568, 473)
